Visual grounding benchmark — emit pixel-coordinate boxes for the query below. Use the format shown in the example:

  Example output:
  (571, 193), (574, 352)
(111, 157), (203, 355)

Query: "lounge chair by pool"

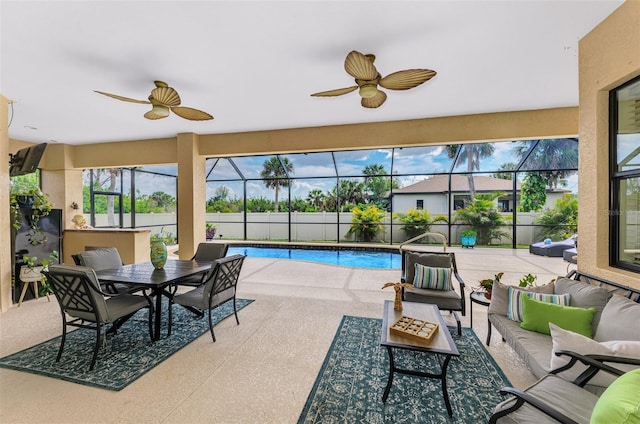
(529, 236), (576, 257)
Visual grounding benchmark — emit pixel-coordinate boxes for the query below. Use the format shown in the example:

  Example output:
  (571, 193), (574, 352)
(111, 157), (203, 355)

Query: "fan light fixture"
(359, 84), (378, 99)
(151, 105), (170, 117)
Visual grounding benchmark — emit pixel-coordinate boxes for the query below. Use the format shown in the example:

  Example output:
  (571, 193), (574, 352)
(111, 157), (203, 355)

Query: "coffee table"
(380, 300), (460, 416)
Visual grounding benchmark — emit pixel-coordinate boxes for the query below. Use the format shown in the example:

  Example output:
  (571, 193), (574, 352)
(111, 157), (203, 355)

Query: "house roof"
(392, 174), (520, 194)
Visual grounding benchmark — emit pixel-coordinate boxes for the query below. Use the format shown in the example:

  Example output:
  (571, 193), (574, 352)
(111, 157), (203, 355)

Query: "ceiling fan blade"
(94, 90), (150, 104)
(171, 106), (213, 121)
(379, 69), (437, 90)
(361, 90), (387, 108)
(311, 86), (358, 97)
(344, 51), (378, 80)
(151, 86), (181, 107)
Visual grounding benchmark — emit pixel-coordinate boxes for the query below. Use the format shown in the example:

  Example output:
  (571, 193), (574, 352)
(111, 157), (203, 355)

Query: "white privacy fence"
(93, 211), (575, 245)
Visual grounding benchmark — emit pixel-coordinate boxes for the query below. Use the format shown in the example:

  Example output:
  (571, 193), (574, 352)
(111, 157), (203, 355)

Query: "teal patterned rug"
(0, 298), (254, 391)
(298, 316), (510, 423)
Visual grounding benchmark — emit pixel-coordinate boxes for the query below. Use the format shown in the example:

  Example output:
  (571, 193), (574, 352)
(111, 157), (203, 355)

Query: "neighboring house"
(391, 174), (568, 215)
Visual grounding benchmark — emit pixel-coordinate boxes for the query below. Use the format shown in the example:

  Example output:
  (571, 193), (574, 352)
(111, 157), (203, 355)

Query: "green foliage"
(260, 156), (294, 212)
(480, 272), (503, 289)
(518, 273), (537, 287)
(246, 197), (273, 212)
(520, 172), (547, 212)
(533, 193), (578, 240)
(151, 230), (177, 245)
(392, 208), (447, 240)
(345, 205), (386, 242)
(461, 229), (477, 237)
(454, 192), (512, 245)
(10, 187), (54, 244)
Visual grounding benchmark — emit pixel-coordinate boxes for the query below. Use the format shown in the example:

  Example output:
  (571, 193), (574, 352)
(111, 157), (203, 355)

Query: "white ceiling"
(1, 0), (624, 146)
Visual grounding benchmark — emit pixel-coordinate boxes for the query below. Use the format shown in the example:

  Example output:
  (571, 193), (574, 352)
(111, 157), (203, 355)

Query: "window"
(416, 199), (424, 210)
(610, 75), (640, 273)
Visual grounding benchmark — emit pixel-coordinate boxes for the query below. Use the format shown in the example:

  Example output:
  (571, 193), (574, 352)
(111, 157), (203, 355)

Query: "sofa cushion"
(554, 277), (609, 332)
(549, 323), (640, 389)
(488, 281), (554, 316)
(412, 264), (452, 290)
(595, 295), (640, 342)
(489, 314), (552, 378)
(520, 296), (595, 337)
(507, 286), (570, 322)
(590, 369), (640, 424)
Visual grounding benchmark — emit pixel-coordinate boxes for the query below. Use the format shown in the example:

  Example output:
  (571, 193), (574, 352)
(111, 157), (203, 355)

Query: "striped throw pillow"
(412, 264), (452, 291)
(507, 286), (571, 322)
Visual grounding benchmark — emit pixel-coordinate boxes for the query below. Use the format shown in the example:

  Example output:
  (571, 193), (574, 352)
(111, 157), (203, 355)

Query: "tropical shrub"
(393, 208), (448, 240)
(454, 192), (512, 245)
(345, 205), (385, 242)
(533, 193), (578, 240)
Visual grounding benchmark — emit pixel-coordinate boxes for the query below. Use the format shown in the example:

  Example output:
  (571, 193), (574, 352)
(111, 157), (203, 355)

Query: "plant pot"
(461, 235), (476, 248)
(484, 288), (492, 299)
(150, 240), (167, 269)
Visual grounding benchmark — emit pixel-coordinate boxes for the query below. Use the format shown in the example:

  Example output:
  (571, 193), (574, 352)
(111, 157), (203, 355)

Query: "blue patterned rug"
(0, 298), (254, 391)
(298, 315), (510, 423)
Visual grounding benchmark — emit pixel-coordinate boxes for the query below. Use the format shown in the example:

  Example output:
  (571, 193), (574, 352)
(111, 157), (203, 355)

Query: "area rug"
(0, 298), (254, 391)
(298, 315), (510, 423)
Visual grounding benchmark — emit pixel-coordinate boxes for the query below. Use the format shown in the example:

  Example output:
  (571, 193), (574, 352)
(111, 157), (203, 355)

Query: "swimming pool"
(227, 246), (402, 269)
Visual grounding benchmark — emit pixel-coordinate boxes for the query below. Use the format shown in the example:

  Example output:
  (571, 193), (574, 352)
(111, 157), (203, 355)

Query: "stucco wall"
(578, 0), (640, 288)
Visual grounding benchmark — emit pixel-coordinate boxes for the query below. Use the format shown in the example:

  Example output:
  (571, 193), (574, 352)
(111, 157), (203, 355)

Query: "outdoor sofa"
(487, 270), (640, 422)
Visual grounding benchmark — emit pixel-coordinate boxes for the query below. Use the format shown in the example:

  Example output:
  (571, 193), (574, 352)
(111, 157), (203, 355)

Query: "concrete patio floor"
(0, 247), (570, 423)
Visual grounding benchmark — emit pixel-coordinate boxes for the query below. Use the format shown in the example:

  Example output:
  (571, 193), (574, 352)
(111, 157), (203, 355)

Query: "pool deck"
(0, 245), (570, 423)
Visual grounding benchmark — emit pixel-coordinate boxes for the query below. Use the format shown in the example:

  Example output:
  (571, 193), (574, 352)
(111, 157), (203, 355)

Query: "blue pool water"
(227, 246), (401, 269)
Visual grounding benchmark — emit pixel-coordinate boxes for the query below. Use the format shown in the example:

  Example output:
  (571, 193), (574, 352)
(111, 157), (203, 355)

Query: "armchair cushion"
(590, 369), (640, 424)
(520, 296), (595, 337)
(549, 323), (640, 389)
(412, 264), (452, 291)
(507, 286), (570, 322)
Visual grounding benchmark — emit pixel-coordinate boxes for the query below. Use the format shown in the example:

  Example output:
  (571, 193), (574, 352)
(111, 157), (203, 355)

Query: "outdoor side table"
(469, 291), (491, 346)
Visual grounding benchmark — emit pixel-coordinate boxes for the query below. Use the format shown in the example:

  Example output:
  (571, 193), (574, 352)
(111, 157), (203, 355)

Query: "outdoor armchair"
(43, 264), (154, 371)
(400, 250), (466, 336)
(168, 254), (245, 342)
(489, 351), (640, 423)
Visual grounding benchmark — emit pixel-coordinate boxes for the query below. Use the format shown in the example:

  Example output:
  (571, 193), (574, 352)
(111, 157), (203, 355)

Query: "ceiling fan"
(94, 81), (213, 121)
(311, 50), (437, 108)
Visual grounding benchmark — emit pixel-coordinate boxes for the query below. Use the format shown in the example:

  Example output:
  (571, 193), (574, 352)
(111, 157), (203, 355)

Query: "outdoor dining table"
(95, 259), (212, 341)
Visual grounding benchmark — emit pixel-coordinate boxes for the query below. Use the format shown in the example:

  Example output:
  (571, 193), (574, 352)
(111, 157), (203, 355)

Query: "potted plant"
(479, 272), (503, 299)
(19, 251), (59, 296)
(460, 229), (477, 248)
(205, 222), (217, 240)
(10, 187), (54, 245)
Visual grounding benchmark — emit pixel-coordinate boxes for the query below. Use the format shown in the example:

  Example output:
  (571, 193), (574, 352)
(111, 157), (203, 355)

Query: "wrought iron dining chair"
(72, 247), (140, 294)
(42, 264), (154, 371)
(400, 250), (466, 336)
(167, 254), (245, 341)
(173, 242), (229, 288)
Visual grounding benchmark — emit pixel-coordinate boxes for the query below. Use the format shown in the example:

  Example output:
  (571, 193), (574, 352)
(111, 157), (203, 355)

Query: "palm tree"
(362, 164), (398, 209)
(260, 156), (294, 212)
(514, 139), (578, 189)
(446, 143), (495, 200)
(306, 189), (326, 211)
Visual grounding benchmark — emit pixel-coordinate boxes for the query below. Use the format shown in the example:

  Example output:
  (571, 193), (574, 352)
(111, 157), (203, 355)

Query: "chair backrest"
(73, 247), (123, 271)
(202, 254), (246, 300)
(43, 264), (109, 322)
(192, 243), (229, 262)
(402, 250), (457, 287)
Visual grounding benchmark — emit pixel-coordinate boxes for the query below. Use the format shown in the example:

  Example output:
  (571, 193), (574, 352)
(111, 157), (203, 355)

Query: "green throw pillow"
(520, 296), (596, 337)
(590, 369), (640, 424)
(507, 286), (570, 322)
(412, 263), (452, 291)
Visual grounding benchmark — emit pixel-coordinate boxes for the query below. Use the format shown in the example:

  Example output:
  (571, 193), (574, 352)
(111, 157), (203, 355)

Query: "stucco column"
(177, 132), (206, 259)
(0, 95), (11, 312)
